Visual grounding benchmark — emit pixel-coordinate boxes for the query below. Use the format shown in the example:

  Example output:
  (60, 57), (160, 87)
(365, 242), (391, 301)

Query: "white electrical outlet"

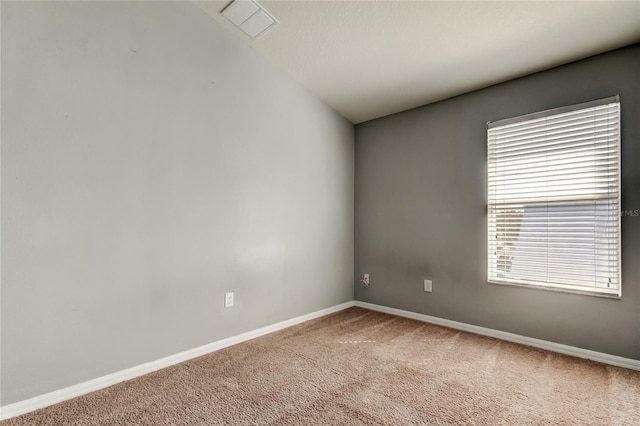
(224, 292), (234, 308)
(361, 273), (370, 287)
(424, 279), (433, 293)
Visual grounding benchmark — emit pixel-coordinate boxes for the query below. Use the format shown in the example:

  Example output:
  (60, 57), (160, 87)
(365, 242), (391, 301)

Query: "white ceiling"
(195, 1), (640, 124)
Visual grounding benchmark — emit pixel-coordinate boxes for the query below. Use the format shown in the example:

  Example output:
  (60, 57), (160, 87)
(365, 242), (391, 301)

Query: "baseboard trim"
(0, 301), (355, 421)
(354, 301), (640, 371)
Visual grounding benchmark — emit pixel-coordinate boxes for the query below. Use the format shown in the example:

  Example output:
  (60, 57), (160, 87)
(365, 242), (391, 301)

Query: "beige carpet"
(3, 307), (639, 425)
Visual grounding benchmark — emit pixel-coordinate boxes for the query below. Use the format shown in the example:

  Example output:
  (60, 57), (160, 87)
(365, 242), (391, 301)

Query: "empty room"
(1, 0), (639, 424)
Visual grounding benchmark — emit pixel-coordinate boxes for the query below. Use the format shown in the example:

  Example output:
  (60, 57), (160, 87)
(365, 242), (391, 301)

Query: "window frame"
(486, 96), (622, 298)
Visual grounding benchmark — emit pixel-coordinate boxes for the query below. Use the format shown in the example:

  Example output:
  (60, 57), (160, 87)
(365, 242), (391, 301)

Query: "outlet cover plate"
(424, 280), (432, 292)
(224, 292), (234, 308)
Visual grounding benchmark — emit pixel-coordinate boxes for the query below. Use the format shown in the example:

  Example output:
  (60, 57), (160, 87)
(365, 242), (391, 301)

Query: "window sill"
(487, 279), (621, 299)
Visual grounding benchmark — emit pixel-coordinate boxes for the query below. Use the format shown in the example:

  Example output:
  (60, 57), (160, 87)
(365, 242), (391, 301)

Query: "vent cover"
(221, 0), (279, 39)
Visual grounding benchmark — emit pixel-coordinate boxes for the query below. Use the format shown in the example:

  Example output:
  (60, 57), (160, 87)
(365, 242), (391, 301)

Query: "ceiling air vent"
(221, 0), (279, 39)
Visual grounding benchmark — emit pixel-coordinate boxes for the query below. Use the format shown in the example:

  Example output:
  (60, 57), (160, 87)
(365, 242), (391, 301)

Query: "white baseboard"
(355, 301), (640, 371)
(0, 301), (355, 421)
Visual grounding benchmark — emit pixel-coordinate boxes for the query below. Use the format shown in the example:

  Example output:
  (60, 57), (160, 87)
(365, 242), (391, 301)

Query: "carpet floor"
(3, 307), (639, 425)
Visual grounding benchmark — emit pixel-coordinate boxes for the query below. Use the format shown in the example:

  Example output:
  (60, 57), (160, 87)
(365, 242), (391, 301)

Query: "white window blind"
(487, 96), (621, 296)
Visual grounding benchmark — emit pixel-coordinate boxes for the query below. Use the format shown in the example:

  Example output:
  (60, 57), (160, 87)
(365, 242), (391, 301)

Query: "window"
(487, 96), (621, 297)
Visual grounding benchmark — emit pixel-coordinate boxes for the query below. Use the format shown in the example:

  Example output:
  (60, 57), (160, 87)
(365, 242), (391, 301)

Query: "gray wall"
(355, 45), (640, 360)
(1, 1), (353, 404)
